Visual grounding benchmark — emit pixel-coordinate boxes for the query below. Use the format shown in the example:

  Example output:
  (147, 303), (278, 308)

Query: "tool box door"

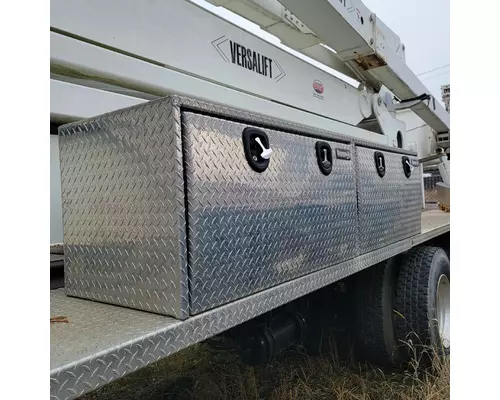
(182, 111), (358, 315)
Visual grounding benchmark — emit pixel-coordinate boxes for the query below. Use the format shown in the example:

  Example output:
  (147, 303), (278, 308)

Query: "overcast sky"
(192, 0), (450, 103)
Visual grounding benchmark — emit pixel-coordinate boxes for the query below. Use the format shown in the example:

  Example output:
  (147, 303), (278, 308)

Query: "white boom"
(51, 0), (368, 128)
(207, 0), (450, 134)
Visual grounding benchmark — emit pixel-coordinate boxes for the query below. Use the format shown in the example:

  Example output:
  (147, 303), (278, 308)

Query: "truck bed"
(50, 209), (449, 400)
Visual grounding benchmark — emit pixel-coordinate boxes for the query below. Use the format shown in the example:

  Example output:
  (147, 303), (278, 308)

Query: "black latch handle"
(402, 156), (412, 178)
(315, 142), (333, 175)
(374, 151), (386, 178)
(242, 127), (272, 173)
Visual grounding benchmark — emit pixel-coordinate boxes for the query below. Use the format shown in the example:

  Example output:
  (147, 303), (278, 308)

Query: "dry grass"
(83, 335), (450, 400)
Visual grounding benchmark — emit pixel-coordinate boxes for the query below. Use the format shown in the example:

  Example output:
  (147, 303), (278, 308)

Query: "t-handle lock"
(254, 136), (273, 160)
(322, 148), (331, 167)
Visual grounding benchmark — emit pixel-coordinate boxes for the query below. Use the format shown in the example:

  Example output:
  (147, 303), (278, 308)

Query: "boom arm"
(51, 0), (373, 129)
(207, 0), (450, 134)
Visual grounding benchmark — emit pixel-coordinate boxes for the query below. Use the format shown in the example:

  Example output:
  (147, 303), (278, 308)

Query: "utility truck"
(50, 1), (450, 398)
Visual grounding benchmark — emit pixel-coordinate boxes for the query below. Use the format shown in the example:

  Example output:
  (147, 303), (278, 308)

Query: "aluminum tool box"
(59, 96), (421, 318)
(356, 146), (422, 254)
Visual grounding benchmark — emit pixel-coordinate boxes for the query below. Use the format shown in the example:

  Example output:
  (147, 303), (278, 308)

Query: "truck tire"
(355, 257), (401, 366)
(394, 246), (450, 364)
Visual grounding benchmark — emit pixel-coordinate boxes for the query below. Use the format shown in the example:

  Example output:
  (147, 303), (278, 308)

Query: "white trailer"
(50, 1), (450, 398)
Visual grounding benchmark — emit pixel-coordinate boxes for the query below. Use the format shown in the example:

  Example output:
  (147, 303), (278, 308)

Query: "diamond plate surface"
(50, 289), (176, 370)
(59, 98), (189, 318)
(52, 95), (435, 400)
(51, 235), (413, 400)
(175, 96), (412, 158)
(58, 94), (420, 320)
(183, 112), (358, 314)
(356, 146), (422, 254)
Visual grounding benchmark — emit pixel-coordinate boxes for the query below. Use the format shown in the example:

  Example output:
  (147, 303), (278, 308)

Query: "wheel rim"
(436, 274), (450, 348)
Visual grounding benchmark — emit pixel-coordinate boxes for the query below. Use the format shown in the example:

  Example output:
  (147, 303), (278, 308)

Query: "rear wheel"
(394, 246), (450, 364)
(354, 258), (401, 366)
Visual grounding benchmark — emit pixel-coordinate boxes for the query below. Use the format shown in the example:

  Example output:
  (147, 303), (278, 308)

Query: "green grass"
(82, 336), (449, 400)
